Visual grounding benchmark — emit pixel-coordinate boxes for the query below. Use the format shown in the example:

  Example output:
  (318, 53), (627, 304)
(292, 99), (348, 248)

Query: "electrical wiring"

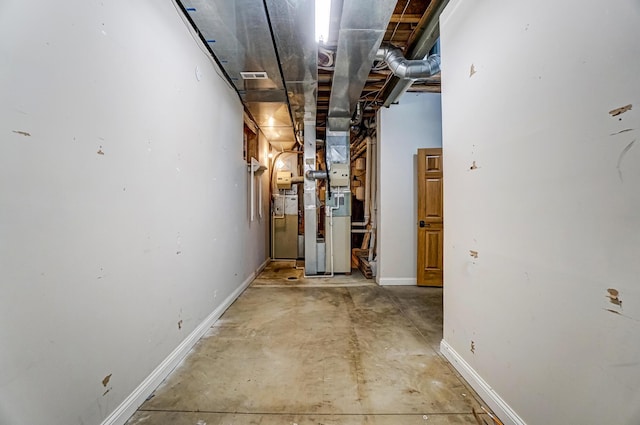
(389, 0), (412, 42)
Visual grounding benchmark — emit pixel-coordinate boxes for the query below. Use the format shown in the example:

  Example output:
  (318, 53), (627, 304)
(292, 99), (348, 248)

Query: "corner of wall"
(376, 93), (442, 284)
(101, 270), (260, 425)
(440, 340), (526, 425)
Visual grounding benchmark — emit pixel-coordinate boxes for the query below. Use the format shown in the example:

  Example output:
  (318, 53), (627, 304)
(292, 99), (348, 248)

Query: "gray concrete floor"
(126, 262), (494, 425)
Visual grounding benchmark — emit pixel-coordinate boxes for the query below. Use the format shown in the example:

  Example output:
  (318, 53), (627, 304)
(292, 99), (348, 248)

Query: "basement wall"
(377, 93), (442, 285)
(440, 1), (640, 424)
(0, 1), (269, 424)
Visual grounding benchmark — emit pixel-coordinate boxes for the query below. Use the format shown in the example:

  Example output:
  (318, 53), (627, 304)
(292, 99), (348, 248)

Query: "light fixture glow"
(315, 0), (331, 44)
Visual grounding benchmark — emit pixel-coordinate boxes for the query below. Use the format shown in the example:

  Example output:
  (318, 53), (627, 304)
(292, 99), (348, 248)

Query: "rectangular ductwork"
(327, 0), (397, 131)
(178, 0), (318, 150)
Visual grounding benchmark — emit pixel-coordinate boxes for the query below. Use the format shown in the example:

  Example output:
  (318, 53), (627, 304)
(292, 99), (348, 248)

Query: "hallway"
(125, 262), (493, 424)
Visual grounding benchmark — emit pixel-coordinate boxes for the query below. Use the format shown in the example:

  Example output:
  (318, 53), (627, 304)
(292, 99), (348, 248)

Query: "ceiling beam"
(389, 13), (422, 24)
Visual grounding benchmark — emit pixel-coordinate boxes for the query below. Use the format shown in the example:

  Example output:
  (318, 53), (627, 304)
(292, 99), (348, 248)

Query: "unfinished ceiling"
(176, 0), (444, 148)
(320, 0), (444, 138)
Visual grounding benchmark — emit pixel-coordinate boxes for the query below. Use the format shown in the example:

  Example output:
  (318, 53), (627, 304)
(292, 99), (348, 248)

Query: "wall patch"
(609, 104), (632, 117)
(606, 288), (622, 307)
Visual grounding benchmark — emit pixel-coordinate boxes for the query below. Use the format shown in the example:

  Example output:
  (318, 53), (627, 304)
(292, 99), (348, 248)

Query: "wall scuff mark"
(102, 374), (112, 387)
(470, 161), (478, 170)
(97, 146), (105, 155)
(610, 129), (634, 136)
(616, 139), (636, 182)
(469, 64), (476, 77)
(609, 104), (632, 117)
(603, 308), (639, 322)
(178, 320), (183, 330)
(469, 250), (478, 258)
(470, 340), (476, 354)
(607, 288), (622, 307)
(12, 130), (31, 137)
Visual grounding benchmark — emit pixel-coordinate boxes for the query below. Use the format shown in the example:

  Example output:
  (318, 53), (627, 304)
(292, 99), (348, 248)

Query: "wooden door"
(417, 148), (443, 286)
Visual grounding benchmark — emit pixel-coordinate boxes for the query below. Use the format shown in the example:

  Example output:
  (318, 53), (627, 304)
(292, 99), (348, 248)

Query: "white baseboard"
(256, 257), (270, 274)
(378, 277), (417, 286)
(101, 267), (260, 425)
(440, 340), (526, 425)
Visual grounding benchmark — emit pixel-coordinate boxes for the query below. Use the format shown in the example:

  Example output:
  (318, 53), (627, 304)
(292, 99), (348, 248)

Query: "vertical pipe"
(364, 136), (372, 225)
(250, 165), (255, 222)
(258, 177), (263, 219)
(368, 136), (377, 263)
(303, 120), (318, 275)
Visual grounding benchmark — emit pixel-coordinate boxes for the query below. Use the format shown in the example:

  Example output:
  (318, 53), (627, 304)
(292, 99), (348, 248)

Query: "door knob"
(419, 220), (430, 228)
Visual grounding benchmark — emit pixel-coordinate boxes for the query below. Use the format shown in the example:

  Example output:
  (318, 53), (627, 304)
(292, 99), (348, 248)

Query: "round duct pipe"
(305, 170), (328, 180)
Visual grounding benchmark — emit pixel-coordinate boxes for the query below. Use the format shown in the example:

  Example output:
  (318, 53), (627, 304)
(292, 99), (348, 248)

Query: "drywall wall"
(0, 1), (269, 424)
(377, 93), (442, 285)
(440, 1), (640, 424)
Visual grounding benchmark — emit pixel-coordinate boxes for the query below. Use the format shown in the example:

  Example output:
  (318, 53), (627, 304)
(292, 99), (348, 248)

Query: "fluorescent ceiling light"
(315, 0), (331, 43)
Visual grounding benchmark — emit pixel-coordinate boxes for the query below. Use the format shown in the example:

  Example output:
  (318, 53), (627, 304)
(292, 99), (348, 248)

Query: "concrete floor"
(126, 262), (494, 425)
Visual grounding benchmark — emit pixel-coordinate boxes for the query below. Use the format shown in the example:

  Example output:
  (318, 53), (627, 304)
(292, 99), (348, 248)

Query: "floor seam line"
(136, 409), (481, 415)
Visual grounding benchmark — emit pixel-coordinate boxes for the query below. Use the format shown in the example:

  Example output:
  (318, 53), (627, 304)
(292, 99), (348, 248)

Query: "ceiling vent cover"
(240, 71), (268, 80)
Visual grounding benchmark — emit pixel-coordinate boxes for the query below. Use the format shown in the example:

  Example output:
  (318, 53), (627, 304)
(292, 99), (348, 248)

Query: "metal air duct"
(327, 0), (397, 131)
(376, 45), (440, 79)
(379, 0), (449, 107)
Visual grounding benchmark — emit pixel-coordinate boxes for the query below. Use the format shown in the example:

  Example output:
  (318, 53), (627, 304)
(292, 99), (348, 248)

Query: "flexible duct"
(380, 0), (449, 107)
(376, 46), (441, 80)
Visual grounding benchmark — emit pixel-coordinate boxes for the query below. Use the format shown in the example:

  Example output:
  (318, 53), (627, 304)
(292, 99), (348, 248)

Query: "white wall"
(377, 93), (442, 285)
(440, 1), (640, 424)
(0, 1), (268, 424)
